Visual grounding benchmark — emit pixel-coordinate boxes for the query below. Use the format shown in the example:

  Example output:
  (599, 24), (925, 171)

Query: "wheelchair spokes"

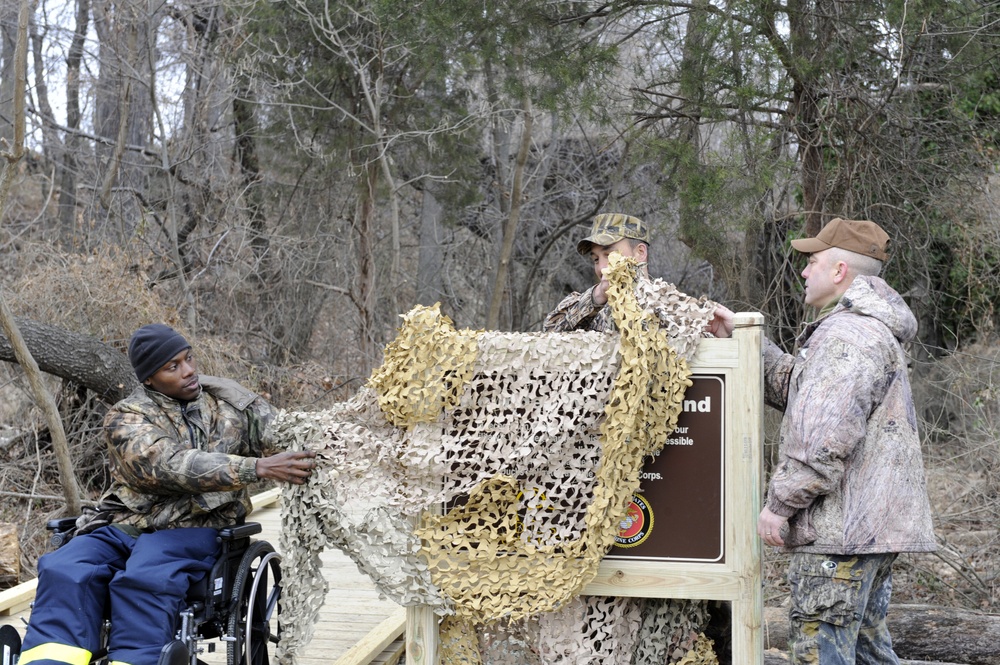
(20, 520), (283, 665)
(226, 541), (282, 665)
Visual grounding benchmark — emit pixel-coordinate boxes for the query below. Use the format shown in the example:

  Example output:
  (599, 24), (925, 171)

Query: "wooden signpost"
(407, 311), (764, 665)
(584, 311), (764, 665)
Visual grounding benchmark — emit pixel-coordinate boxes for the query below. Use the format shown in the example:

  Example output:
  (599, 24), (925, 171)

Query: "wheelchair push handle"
(46, 517), (79, 548)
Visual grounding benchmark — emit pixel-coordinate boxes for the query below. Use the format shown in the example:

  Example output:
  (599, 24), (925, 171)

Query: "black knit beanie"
(128, 324), (192, 383)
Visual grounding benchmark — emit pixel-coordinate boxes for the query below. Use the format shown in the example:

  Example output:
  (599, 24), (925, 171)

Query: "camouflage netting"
(273, 255), (719, 665)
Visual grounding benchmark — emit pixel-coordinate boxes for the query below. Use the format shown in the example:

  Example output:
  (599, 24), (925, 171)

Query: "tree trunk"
(793, 76), (825, 237)
(786, 0), (833, 237)
(372, 113), (401, 324)
(416, 189), (445, 308)
(147, 21), (196, 332)
(234, 81), (270, 271)
(91, 0), (156, 244)
(484, 59), (510, 219)
(675, 0), (708, 248)
(0, 0), (17, 143)
(673, 0), (743, 286)
(0, 318), (137, 403)
(763, 604), (1000, 665)
(486, 93), (532, 331)
(56, 0), (90, 245)
(355, 160), (380, 368)
(28, 14), (59, 172)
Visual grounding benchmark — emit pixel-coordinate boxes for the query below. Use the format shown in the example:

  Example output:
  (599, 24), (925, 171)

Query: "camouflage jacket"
(544, 270), (662, 334)
(543, 284), (615, 333)
(763, 276), (936, 554)
(87, 376), (277, 531)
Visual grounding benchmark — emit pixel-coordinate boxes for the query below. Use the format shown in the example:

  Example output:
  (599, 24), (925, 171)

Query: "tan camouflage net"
(273, 254), (719, 665)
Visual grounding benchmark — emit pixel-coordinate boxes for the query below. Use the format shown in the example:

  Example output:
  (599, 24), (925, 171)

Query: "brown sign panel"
(606, 375), (725, 563)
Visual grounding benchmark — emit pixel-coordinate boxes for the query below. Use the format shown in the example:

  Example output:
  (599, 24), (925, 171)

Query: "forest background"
(0, 0), (998, 633)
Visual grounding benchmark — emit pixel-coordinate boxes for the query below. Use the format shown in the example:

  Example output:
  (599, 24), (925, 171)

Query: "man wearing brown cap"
(545, 214), (717, 663)
(712, 218), (936, 664)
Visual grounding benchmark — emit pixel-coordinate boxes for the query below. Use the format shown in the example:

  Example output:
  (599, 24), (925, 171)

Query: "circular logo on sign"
(615, 493), (653, 548)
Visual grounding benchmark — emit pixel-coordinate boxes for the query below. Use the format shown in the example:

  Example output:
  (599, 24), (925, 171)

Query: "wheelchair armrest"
(46, 517), (79, 533)
(217, 522), (261, 541)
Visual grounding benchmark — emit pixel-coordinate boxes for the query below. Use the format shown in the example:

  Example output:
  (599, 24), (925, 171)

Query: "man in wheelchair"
(14, 324), (316, 665)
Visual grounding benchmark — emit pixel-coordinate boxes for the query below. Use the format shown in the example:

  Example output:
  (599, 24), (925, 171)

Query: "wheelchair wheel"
(226, 541), (282, 665)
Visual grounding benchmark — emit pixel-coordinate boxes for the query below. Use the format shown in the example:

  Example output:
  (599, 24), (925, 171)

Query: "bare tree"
(486, 92), (533, 331)
(0, 0), (82, 515)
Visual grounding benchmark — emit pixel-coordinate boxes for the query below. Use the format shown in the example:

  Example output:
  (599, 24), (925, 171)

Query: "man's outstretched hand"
(707, 304), (735, 338)
(256, 450), (317, 485)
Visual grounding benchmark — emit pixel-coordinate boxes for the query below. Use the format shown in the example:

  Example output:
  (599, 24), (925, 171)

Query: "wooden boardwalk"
(0, 489), (406, 665)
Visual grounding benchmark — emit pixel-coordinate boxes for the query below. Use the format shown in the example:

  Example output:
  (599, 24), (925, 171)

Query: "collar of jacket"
(198, 375), (258, 411)
(141, 375), (258, 412)
(797, 296), (845, 345)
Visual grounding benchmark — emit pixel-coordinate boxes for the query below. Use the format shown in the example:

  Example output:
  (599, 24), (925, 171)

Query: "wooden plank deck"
(0, 490), (405, 665)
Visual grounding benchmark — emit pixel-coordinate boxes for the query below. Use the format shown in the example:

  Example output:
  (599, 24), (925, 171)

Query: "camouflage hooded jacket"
(763, 276), (936, 555)
(88, 376), (277, 531)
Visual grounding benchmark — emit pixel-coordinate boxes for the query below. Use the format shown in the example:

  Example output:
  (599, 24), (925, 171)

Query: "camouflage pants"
(787, 552), (899, 665)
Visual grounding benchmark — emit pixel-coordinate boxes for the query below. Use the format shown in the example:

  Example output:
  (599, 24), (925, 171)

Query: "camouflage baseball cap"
(576, 213), (649, 255)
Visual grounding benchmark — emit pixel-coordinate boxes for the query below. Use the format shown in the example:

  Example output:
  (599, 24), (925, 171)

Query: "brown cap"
(576, 213), (649, 255)
(790, 218), (889, 261)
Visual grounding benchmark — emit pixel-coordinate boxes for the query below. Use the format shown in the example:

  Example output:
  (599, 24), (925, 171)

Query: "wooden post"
(730, 312), (765, 662)
(405, 606), (438, 665)
(407, 498), (440, 665)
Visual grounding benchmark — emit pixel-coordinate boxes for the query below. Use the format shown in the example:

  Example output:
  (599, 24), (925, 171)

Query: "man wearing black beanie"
(18, 324), (317, 665)
(128, 323), (194, 383)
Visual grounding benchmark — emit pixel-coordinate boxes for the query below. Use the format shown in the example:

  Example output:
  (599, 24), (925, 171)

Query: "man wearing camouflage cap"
(544, 214), (717, 663)
(544, 212), (654, 332)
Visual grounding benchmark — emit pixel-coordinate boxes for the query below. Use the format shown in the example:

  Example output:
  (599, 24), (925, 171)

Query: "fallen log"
(763, 604), (1000, 665)
(0, 524), (18, 587)
(766, 654), (975, 665)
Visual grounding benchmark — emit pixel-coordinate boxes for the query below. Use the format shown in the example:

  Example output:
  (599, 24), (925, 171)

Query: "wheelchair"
(1, 518), (282, 665)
